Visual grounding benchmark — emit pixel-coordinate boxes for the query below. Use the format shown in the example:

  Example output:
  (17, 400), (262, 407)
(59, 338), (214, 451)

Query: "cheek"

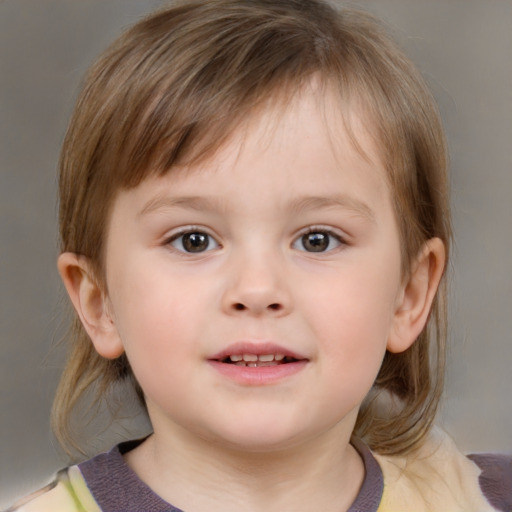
(305, 261), (400, 342)
(301, 258), (401, 397)
(112, 293), (202, 414)
(107, 264), (204, 376)
(109, 254), (206, 329)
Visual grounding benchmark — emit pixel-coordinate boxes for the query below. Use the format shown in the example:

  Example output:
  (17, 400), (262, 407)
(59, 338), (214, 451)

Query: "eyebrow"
(139, 195), (227, 217)
(139, 193), (376, 223)
(289, 195), (376, 223)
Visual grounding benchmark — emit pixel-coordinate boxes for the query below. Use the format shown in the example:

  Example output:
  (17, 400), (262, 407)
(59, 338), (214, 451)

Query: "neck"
(125, 419), (365, 512)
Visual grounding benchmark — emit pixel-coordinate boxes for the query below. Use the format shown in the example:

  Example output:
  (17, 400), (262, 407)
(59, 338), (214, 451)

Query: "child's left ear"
(387, 237), (446, 353)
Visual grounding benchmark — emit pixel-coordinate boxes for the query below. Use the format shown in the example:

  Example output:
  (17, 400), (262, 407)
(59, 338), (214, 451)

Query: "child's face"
(102, 87), (406, 451)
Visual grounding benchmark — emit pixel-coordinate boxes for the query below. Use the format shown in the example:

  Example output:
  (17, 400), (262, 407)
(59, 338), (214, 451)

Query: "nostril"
(231, 302), (282, 312)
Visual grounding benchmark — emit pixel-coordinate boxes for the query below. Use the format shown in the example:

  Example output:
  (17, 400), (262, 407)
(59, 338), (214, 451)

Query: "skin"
(59, 83), (445, 512)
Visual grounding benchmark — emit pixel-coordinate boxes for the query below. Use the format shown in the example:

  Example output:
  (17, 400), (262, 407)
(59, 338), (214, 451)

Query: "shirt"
(6, 428), (512, 512)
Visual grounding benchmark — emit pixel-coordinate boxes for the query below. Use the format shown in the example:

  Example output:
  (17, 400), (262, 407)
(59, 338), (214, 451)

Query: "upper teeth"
(229, 354), (285, 362)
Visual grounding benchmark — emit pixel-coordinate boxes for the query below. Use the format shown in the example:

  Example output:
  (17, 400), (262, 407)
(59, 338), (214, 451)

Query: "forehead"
(181, 82), (383, 179)
(112, 84), (391, 222)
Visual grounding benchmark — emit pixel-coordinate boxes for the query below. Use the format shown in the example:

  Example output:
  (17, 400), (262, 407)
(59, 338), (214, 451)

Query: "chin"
(200, 421), (314, 454)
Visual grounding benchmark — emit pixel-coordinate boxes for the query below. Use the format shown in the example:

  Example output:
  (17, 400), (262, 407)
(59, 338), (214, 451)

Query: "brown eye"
(293, 230), (343, 253)
(170, 231), (219, 253)
(301, 232), (329, 252)
(183, 232), (208, 252)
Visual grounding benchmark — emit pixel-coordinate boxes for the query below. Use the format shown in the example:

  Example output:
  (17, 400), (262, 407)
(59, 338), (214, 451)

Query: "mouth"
(219, 353), (299, 367)
(209, 342), (308, 367)
(208, 343), (308, 384)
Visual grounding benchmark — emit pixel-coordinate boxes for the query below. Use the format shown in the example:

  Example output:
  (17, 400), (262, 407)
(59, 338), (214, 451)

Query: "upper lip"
(209, 341), (308, 361)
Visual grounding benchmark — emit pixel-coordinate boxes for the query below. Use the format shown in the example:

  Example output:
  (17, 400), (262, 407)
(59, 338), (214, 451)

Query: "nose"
(221, 251), (291, 317)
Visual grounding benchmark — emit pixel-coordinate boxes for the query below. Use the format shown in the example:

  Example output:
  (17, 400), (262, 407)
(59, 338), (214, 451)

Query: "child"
(7, 0), (511, 511)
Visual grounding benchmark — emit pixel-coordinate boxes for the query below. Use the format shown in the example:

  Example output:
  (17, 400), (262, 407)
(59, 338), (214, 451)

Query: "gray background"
(1, 0), (511, 507)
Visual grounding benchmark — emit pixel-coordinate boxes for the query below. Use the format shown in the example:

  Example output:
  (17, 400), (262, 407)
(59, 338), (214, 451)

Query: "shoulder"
(4, 466), (101, 512)
(468, 451), (512, 512)
(373, 428), (512, 512)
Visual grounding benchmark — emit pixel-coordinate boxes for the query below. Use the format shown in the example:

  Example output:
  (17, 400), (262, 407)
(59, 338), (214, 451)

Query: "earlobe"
(57, 253), (124, 359)
(387, 238), (446, 354)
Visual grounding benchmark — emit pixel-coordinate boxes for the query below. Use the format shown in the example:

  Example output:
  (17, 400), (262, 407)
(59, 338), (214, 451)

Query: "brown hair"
(54, 0), (451, 456)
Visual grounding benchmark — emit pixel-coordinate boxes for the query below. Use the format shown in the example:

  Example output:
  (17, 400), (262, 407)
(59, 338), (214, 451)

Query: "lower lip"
(207, 360), (308, 386)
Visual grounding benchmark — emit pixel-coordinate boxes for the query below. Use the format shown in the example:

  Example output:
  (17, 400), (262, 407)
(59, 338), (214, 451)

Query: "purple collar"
(79, 437), (384, 512)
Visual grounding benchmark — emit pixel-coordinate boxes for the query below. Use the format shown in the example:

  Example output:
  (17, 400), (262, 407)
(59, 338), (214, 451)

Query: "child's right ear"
(57, 253), (124, 359)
